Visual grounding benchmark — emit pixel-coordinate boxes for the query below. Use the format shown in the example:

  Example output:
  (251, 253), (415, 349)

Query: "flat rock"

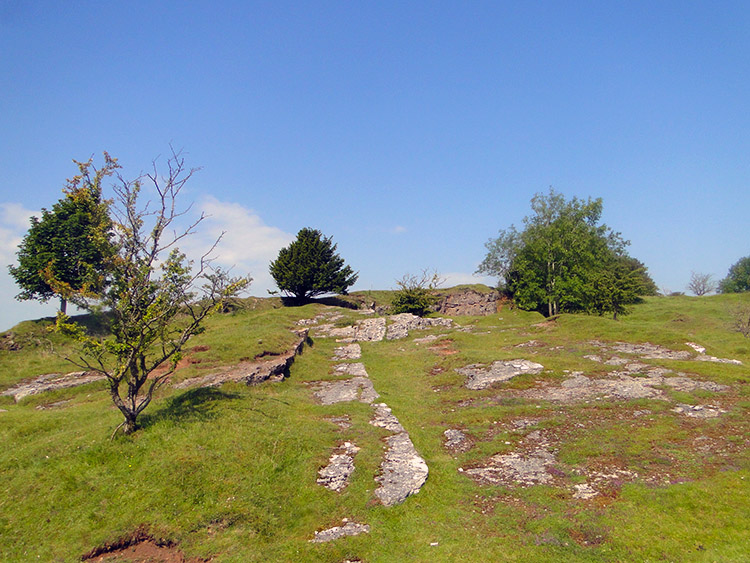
(333, 343), (362, 360)
(313, 377), (379, 405)
(457, 359), (544, 390)
(386, 313), (453, 341)
(672, 404), (726, 418)
(317, 441), (360, 492)
(443, 428), (471, 452)
(310, 520), (370, 543)
(520, 371), (728, 403)
(2, 371), (106, 402)
(374, 432), (429, 506)
(333, 362), (369, 377)
(370, 403), (405, 433)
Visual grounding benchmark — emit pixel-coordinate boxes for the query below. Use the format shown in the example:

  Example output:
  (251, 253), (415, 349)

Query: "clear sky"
(2, 1), (749, 331)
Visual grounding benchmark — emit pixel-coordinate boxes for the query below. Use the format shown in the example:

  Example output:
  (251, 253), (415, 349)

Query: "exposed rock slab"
(317, 441), (360, 492)
(310, 520), (370, 543)
(672, 404), (727, 418)
(435, 289), (499, 316)
(519, 370), (728, 403)
(463, 431), (555, 487)
(444, 428), (472, 452)
(313, 377), (379, 405)
(333, 362), (368, 377)
(2, 371), (106, 402)
(374, 432), (429, 506)
(333, 343), (362, 360)
(386, 313), (453, 340)
(175, 330), (308, 389)
(457, 359), (544, 390)
(370, 403), (406, 433)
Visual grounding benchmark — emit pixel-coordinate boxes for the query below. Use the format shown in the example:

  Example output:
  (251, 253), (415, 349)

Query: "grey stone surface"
(333, 343), (362, 360)
(317, 441), (360, 492)
(386, 313), (453, 341)
(672, 404), (726, 418)
(435, 289), (499, 316)
(354, 318), (387, 342)
(370, 403), (406, 433)
(310, 520), (370, 543)
(519, 369), (728, 403)
(374, 432), (429, 506)
(313, 377), (379, 405)
(1, 371), (106, 402)
(333, 362), (368, 377)
(443, 428), (470, 451)
(457, 359), (544, 390)
(464, 431), (555, 487)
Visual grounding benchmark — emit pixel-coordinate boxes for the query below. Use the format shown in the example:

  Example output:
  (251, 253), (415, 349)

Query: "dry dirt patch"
(82, 527), (206, 562)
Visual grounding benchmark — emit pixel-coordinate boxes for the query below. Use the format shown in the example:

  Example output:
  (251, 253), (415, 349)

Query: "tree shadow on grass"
(280, 295), (359, 309)
(141, 387), (240, 428)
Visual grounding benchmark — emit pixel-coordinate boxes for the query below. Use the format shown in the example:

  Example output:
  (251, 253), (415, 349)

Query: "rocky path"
(306, 314), (441, 543)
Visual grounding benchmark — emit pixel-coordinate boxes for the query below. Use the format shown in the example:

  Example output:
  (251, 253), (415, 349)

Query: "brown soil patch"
(82, 527), (207, 562)
(428, 339), (458, 356)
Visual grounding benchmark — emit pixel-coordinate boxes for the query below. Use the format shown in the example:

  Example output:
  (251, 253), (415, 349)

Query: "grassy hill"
(1, 291), (749, 561)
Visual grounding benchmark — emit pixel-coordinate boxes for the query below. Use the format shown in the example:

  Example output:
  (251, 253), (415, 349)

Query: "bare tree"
(732, 304), (750, 338)
(57, 149), (250, 435)
(687, 272), (716, 296)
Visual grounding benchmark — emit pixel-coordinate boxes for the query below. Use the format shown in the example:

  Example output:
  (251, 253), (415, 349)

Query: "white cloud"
(0, 203), (37, 263)
(178, 197), (294, 295)
(390, 225), (407, 234)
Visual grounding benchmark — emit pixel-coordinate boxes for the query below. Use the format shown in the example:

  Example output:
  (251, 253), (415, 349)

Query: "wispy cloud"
(179, 196), (295, 294)
(390, 225), (407, 235)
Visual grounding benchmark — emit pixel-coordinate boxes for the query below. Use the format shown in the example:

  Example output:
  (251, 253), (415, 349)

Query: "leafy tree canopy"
(270, 228), (358, 301)
(719, 256), (750, 293)
(9, 155), (117, 313)
(477, 188), (655, 318)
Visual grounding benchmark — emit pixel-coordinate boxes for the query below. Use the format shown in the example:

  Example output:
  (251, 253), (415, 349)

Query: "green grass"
(1, 291), (749, 561)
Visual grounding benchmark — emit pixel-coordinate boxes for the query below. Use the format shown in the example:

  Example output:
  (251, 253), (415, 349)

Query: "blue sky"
(2, 1), (749, 330)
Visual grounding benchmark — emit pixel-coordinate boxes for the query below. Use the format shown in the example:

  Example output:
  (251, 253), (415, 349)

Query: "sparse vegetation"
(1, 290), (748, 561)
(390, 269), (443, 316)
(688, 271), (716, 296)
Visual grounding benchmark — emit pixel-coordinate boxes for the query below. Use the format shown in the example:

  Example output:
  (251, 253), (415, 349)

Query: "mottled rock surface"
(317, 442), (360, 492)
(310, 520), (370, 543)
(2, 371), (106, 402)
(374, 432), (429, 506)
(313, 377), (379, 405)
(457, 359), (544, 390)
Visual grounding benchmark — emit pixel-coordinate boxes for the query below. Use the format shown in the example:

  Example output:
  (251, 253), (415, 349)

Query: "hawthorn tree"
(477, 188), (654, 318)
(391, 270), (444, 317)
(687, 272), (716, 296)
(719, 256), (750, 293)
(57, 150), (250, 435)
(9, 155), (117, 313)
(269, 228), (358, 301)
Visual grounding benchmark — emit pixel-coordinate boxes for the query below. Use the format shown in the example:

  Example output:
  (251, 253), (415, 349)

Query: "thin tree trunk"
(60, 298), (67, 315)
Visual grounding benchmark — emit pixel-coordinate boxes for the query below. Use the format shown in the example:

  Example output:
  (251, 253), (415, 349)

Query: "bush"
(390, 271), (442, 317)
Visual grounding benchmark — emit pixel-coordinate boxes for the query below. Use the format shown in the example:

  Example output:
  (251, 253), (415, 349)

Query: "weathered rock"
(464, 432), (555, 487)
(175, 329), (308, 389)
(672, 404), (726, 418)
(0, 332), (20, 351)
(370, 403), (405, 433)
(695, 355), (743, 366)
(374, 432), (429, 506)
(333, 343), (362, 360)
(354, 318), (387, 342)
(314, 377), (379, 405)
(435, 289), (499, 316)
(2, 371), (106, 402)
(386, 313), (453, 341)
(317, 442), (360, 492)
(443, 429), (471, 452)
(310, 520), (370, 543)
(333, 362), (369, 377)
(519, 370), (727, 403)
(457, 359), (544, 390)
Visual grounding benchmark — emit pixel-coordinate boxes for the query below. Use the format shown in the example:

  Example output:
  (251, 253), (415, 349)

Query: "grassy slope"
(0, 293), (748, 561)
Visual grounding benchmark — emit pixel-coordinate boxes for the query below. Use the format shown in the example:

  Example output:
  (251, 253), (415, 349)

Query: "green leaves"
(480, 188), (655, 318)
(269, 228), (358, 300)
